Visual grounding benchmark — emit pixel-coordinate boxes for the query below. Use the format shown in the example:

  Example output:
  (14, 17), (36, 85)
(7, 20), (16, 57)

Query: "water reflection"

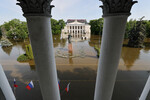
(57, 67), (96, 80)
(121, 47), (141, 70)
(53, 35), (67, 48)
(68, 42), (73, 64)
(88, 35), (101, 48)
(1, 35), (150, 100)
(143, 42), (150, 53)
(1, 46), (12, 55)
(60, 38), (67, 48)
(0, 40), (29, 57)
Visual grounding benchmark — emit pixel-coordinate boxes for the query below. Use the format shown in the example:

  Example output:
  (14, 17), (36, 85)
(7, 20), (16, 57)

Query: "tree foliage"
(145, 20), (150, 38)
(128, 17), (146, 48)
(0, 27), (2, 37)
(125, 19), (136, 39)
(58, 19), (65, 29)
(89, 18), (103, 35)
(51, 18), (65, 35)
(25, 44), (34, 59)
(0, 19), (28, 40)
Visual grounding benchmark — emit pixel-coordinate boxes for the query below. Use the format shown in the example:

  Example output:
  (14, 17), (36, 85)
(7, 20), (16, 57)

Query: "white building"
(61, 19), (91, 40)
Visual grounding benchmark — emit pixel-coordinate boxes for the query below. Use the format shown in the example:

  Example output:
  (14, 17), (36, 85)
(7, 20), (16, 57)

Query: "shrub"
(17, 54), (30, 62)
(94, 45), (100, 57)
(0, 37), (13, 47)
(17, 44), (34, 62)
(26, 44), (34, 59)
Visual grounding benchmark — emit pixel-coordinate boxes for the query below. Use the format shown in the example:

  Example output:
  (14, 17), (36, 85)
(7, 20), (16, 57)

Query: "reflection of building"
(61, 19), (91, 40)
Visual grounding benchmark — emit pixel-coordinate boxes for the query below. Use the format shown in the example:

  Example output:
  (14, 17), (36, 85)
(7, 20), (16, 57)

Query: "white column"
(139, 75), (150, 100)
(94, 15), (128, 100)
(94, 1), (137, 100)
(17, 1), (60, 100)
(0, 64), (16, 100)
(27, 16), (60, 100)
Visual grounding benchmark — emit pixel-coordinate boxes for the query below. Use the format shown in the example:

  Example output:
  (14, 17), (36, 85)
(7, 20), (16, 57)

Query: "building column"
(17, 1), (60, 100)
(0, 64), (16, 100)
(139, 75), (150, 100)
(94, 1), (137, 100)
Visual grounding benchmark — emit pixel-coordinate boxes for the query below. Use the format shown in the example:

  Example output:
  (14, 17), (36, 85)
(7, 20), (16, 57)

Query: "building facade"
(61, 19), (91, 40)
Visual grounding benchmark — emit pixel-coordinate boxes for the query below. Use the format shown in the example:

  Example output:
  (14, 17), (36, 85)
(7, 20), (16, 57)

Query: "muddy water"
(0, 35), (150, 100)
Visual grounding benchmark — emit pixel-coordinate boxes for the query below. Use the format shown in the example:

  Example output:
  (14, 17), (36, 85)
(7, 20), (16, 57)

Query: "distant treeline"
(89, 18), (150, 39)
(0, 18), (65, 40)
(0, 18), (150, 40)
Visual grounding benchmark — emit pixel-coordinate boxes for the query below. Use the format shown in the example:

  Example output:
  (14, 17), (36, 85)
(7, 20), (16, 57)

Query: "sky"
(0, 0), (150, 25)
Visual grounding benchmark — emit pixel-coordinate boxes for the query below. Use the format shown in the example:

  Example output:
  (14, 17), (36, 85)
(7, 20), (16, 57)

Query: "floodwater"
(0, 35), (150, 100)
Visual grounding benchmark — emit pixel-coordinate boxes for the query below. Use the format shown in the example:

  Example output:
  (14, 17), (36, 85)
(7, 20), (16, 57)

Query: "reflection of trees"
(53, 35), (67, 48)
(53, 35), (61, 48)
(121, 47), (141, 70)
(28, 60), (36, 71)
(10, 39), (29, 52)
(1, 46), (12, 55)
(29, 65), (36, 71)
(60, 38), (67, 48)
(143, 47), (150, 53)
(88, 35), (101, 48)
(143, 42), (150, 53)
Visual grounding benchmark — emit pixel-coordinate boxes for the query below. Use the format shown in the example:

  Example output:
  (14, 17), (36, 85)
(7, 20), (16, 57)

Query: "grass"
(94, 45), (100, 58)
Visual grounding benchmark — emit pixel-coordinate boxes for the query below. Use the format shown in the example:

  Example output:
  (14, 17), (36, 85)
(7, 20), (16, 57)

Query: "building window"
(75, 26), (77, 29)
(73, 26), (74, 29)
(70, 26), (71, 29)
(78, 26), (79, 29)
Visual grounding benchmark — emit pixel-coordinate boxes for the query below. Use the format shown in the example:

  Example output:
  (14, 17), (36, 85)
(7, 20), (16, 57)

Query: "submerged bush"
(94, 45), (100, 58)
(26, 44), (34, 59)
(17, 54), (30, 62)
(17, 44), (34, 62)
(0, 37), (13, 47)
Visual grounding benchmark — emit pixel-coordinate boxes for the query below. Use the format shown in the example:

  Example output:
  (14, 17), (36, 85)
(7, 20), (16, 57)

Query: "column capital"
(17, 0), (54, 17)
(100, 0), (137, 17)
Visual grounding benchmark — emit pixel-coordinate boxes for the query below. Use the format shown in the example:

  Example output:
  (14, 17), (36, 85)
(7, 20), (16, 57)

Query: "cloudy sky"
(0, 0), (150, 25)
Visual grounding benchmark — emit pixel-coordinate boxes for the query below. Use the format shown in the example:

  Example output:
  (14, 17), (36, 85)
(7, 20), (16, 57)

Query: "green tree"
(51, 18), (65, 35)
(1, 19), (28, 40)
(0, 27), (2, 37)
(58, 19), (65, 29)
(145, 20), (150, 38)
(26, 44), (34, 59)
(128, 17), (146, 48)
(125, 19), (136, 39)
(89, 18), (103, 35)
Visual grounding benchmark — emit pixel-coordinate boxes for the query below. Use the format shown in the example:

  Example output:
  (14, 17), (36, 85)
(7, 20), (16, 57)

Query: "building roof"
(67, 19), (88, 24)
